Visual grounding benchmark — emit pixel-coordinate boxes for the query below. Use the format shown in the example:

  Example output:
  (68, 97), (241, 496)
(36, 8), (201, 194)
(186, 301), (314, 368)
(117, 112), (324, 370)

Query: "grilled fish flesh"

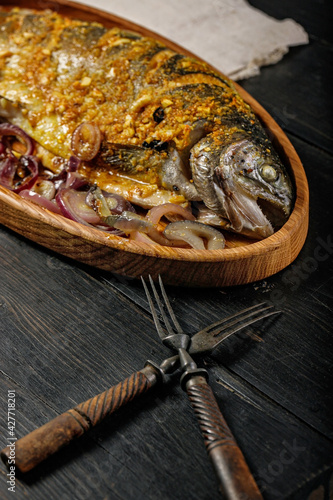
(0, 7), (294, 239)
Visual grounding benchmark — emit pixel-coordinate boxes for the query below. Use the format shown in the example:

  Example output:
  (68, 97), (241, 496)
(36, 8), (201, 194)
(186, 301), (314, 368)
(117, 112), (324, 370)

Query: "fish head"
(190, 135), (294, 239)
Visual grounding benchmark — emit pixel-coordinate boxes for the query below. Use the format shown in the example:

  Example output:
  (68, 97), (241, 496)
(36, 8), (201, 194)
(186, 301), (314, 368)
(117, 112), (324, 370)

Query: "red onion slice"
(106, 212), (187, 247)
(0, 123), (35, 155)
(71, 122), (101, 161)
(146, 203), (195, 226)
(20, 190), (62, 214)
(66, 155), (81, 172)
(130, 231), (160, 245)
(65, 171), (88, 190)
(56, 188), (101, 226)
(0, 155), (18, 189)
(31, 179), (56, 200)
(163, 221), (226, 250)
(86, 186), (135, 217)
(0, 155), (39, 192)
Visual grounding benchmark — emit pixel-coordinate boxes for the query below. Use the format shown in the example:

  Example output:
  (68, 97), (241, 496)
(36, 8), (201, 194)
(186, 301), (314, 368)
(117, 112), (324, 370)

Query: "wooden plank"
(0, 228), (332, 499)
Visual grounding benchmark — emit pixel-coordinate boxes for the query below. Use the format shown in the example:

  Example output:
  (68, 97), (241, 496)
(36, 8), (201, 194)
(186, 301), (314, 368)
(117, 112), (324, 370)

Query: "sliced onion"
(71, 122), (101, 161)
(106, 212), (187, 247)
(20, 190), (62, 214)
(163, 221), (226, 250)
(103, 191), (135, 214)
(56, 188), (101, 226)
(130, 231), (161, 245)
(0, 155), (17, 189)
(105, 212), (152, 233)
(31, 179), (56, 200)
(0, 123), (35, 155)
(86, 186), (135, 217)
(146, 203), (195, 226)
(0, 141), (6, 155)
(43, 168), (67, 191)
(65, 171), (88, 190)
(66, 155), (81, 172)
(0, 155), (38, 192)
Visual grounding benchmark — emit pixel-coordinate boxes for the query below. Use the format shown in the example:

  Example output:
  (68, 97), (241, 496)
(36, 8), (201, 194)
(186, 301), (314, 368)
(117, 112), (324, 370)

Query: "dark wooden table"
(1, 1), (332, 499)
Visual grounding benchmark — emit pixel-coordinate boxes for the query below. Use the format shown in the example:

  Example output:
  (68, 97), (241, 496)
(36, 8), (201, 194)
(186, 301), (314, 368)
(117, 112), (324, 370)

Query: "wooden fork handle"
(1, 365), (160, 474)
(186, 376), (263, 500)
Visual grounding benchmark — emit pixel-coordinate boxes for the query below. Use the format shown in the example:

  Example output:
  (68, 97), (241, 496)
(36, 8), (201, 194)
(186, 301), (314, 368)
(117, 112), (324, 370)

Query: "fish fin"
(92, 143), (165, 180)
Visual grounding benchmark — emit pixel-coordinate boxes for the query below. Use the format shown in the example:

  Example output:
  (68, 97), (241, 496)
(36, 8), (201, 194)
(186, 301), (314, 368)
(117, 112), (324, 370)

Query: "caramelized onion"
(56, 188), (101, 226)
(129, 231), (159, 245)
(65, 171), (88, 190)
(0, 155), (38, 192)
(86, 186), (135, 217)
(71, 122), (101, 161)
(163, 221), (225, 250)
(31, 179), (56, 200)
(106, 212), (187, 247)
(146, 203), (195, 226)
(20, 190), (62, 214)
(0, 123), (35, 155)
(66, 155), (81, 172)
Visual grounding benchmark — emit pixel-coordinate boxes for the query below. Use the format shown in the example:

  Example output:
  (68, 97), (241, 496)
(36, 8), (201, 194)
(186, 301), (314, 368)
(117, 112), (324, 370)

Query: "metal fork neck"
(178, 348), (196, 372)
(163, 333), (190, 351)
(178, 348), (209, 391)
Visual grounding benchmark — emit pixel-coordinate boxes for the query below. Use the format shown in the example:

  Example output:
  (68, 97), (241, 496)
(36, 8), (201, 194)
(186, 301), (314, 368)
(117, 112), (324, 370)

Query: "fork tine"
(211, 309), (280, 343)
(207, 303), (274, 337)
(190, 304), (281, 355)
(141, 276), (167, 340)
(157, 275), (184, 335)
(148, 275), (176, 337)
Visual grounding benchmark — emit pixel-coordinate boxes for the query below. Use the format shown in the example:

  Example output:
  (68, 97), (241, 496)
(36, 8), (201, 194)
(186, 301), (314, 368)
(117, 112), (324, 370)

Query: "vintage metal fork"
(1, 281), (278, 482)
(142, 275), (264, 500)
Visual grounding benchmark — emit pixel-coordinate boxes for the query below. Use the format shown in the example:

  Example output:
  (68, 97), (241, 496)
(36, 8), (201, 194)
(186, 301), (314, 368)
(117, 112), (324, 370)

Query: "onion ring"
(71, 122), (101, 161)
(106, 212), (188, 247)
(163, 221), (225, 250)
(20, 190), (62, 214)
(86, 186), (136, 217)
(56, 188), (101, 226)
(0, 155), (39, 192)
(0, 123), (35, 155)
(146, 203), (195, 226)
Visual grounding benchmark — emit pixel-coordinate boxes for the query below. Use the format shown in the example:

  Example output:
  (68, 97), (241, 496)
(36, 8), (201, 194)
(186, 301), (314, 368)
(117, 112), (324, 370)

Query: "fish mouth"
(214, 159), (293, 239)
(215, 174), (275, 239)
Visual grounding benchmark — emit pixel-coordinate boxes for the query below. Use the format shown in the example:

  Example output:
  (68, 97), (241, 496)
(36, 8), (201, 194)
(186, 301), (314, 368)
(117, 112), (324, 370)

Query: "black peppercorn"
(142, 140), (168, 152)
(153, 107), (165, 123)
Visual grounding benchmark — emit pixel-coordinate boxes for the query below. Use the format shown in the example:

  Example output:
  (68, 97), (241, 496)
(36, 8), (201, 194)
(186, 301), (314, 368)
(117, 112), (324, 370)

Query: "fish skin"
(0, 8), (294, 238)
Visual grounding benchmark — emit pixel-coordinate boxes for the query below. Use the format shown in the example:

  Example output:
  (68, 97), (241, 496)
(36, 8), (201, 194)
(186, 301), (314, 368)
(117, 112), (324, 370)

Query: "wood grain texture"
(1, 368), (159, 473)
(0, 212), (332, 499)
(0, 0), (309, 287)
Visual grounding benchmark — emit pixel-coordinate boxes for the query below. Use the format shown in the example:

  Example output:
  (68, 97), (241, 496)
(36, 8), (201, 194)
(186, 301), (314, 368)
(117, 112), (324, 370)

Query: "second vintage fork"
(1, 278), (278, 481)
(142, 275), (264, 500)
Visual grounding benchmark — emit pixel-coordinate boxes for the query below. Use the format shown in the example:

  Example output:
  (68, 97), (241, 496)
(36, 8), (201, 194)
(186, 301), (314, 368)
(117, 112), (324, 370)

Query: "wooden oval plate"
(0, 0), (309, 287)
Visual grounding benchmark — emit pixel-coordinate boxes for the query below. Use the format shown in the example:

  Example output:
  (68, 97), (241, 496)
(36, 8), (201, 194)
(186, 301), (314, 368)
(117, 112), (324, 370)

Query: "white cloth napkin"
(77, 0), (308, 79)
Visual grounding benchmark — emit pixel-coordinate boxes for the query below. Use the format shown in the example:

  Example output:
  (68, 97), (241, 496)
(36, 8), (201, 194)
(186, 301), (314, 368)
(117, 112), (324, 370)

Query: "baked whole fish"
(0, 7), (293, 240)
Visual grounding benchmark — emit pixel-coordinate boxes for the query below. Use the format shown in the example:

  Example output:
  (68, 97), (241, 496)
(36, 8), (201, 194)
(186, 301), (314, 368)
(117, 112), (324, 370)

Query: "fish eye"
(260, 164), (279, 182)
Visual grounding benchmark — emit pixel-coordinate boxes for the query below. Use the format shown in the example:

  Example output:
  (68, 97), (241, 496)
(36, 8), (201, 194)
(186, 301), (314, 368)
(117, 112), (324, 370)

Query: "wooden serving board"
(0, 0), (309, 287)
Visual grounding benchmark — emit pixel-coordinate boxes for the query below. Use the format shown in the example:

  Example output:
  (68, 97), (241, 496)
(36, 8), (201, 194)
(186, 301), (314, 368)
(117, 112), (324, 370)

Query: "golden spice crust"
(0, 7), (253, 159)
